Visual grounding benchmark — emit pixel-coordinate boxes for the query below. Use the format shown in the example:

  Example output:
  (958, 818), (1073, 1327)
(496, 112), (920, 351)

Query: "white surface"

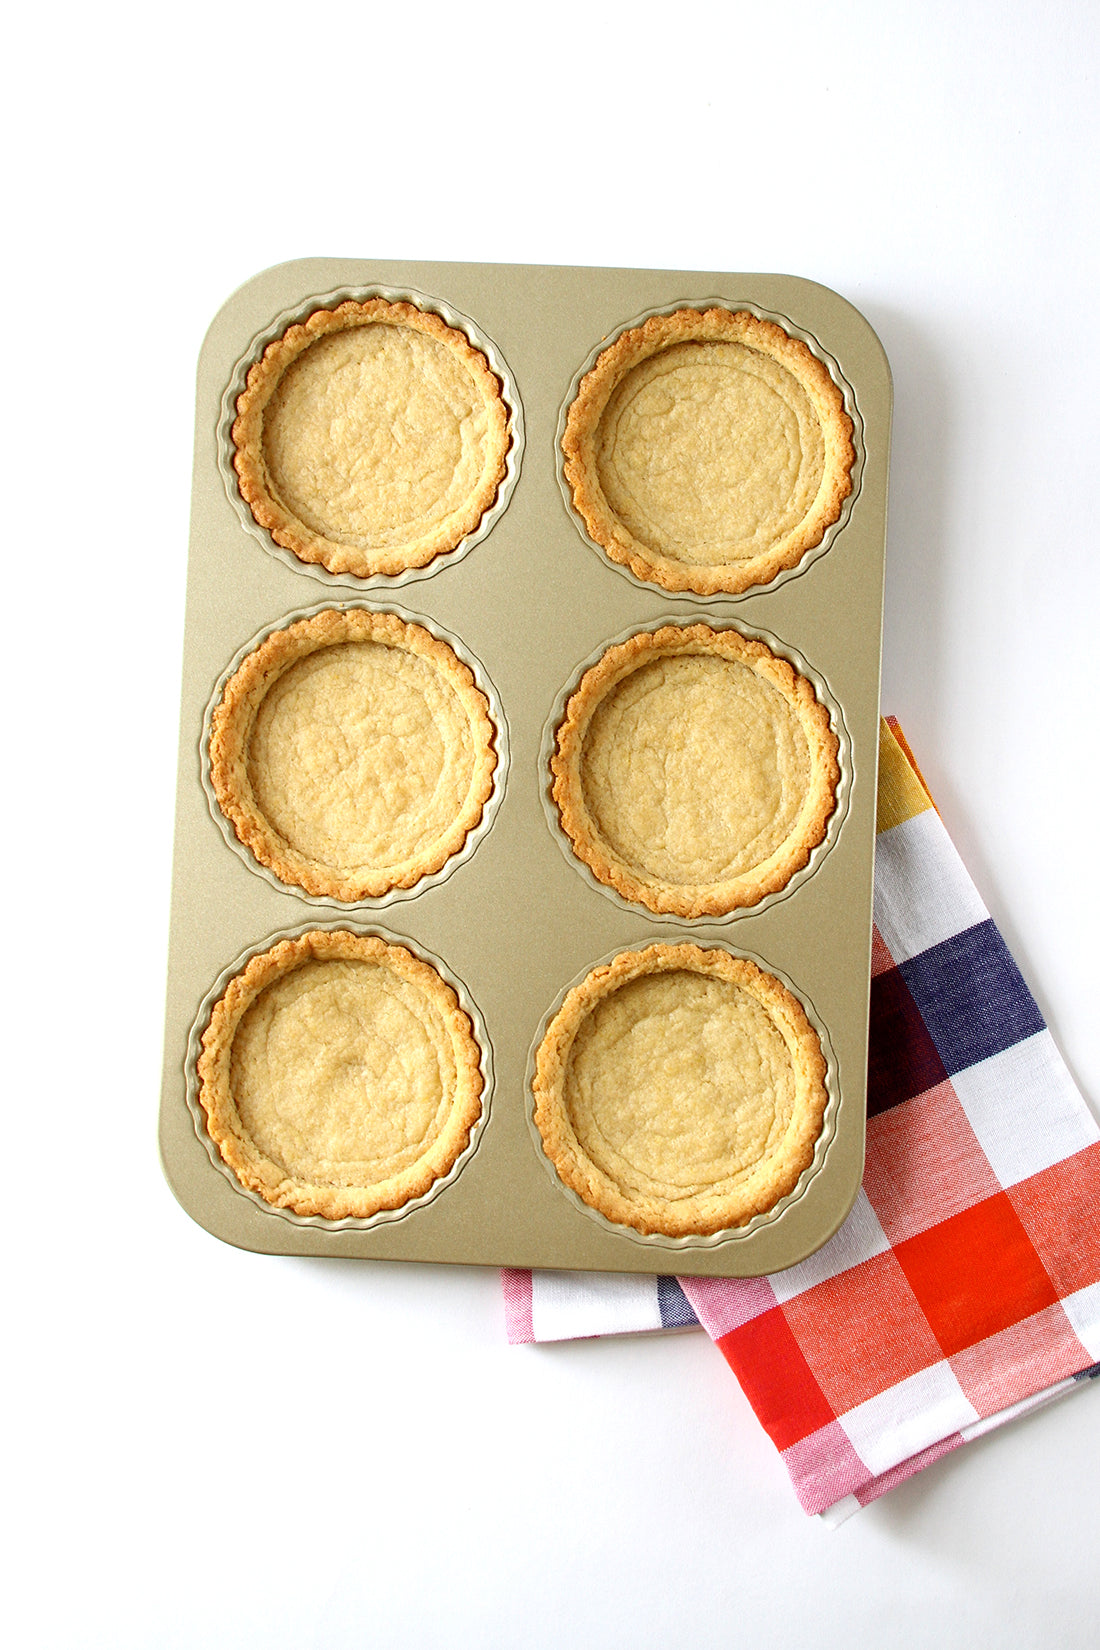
(6, 2), (1098, 1645)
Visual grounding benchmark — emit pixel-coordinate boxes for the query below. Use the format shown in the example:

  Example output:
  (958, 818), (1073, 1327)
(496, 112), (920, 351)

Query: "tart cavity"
(533, 944), (828, 1236)
(233, 298), (510, 578)
(209, 608), (497, 901)
(198, 930), (483, 1221)
(551, 624), (839, 918)
(562, 308), (854, 595)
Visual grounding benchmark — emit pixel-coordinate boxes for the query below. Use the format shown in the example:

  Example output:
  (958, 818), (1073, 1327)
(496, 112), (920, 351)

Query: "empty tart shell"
(232, 298), (510, 578)
(552, 624), (839, 918)
(533, 943), (828, 1237)
(562, 308), (854, 595)
(209, 607), (497, 901)
(198, 930), (484, 1220)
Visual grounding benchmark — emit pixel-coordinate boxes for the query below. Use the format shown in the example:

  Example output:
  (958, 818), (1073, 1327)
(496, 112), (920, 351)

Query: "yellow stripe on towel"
(876, 717), (935, 834)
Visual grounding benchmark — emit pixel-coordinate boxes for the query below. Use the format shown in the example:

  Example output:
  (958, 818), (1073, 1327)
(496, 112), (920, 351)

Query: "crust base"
(533, 944), (828, 1236)
(197, 930), (484, 1220)
(209, 608), (497, 902)
(233, 299), (510, 578)
(552, 624), (839, 917)
(562, 308), (854, 595)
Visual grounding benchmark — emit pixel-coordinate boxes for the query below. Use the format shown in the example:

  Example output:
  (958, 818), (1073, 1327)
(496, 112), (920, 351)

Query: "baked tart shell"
(197, 929), (484, 1221)
(551, 623), (840, 918)
(562, 307), (855, 596)
(209, 607), (498, 902)
(532, 943), (829, 1237)
(232, 298), (511, 579)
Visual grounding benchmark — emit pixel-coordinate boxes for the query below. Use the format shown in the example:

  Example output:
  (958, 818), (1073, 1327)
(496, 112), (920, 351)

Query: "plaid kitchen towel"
(503, 718), (1100, 1522)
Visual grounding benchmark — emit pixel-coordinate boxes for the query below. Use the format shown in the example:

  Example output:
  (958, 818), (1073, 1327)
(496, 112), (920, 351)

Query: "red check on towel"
(503, 719), (1100, 1521)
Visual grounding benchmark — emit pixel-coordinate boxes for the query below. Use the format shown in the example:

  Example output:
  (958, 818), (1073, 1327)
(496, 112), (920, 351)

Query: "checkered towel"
(503, 718), (1100, 1522)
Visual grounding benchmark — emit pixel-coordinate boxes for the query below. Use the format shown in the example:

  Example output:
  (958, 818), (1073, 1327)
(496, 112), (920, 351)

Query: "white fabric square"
(818, 1495), (863, 1528)
(531, 1270), (663, 1342)
(769, 1190), (890, 1302)
(1061, 1281), (1100, 1361)
(839, 1362), (978, 1476)
(873, 809), (988, 963)
(950, 1031), (1100, 1187)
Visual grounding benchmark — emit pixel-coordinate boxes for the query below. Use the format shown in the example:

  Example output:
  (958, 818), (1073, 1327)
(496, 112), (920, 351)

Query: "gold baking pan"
(159, 258), (892, 1276)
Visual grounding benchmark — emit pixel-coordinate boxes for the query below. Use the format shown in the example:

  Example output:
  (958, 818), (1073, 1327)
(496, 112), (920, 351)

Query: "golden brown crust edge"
(196, 930), (484, 1221)
(532, 943), (828, 1237)
(550, 624), (840, 918)
(232, 298), (511, 578)
(561, 308), (855, 596)
(208, 607), (498, 902)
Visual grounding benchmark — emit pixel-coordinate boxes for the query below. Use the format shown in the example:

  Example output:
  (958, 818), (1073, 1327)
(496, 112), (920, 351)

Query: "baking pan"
(159, 257), (892, 1275)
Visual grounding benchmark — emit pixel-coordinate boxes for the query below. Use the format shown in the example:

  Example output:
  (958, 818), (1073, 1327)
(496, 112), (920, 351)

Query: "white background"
(7, 2), (1098, 1645)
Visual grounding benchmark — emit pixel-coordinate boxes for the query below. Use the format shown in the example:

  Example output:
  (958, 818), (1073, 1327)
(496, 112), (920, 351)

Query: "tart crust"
(533, 944), (828, 1236)
(198, 930), (484, 1220)
(552, 624), (839, 917)
(562, 308), (854, 595)
(232, 298), (510, 578)
(209, 607), (497, 901)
